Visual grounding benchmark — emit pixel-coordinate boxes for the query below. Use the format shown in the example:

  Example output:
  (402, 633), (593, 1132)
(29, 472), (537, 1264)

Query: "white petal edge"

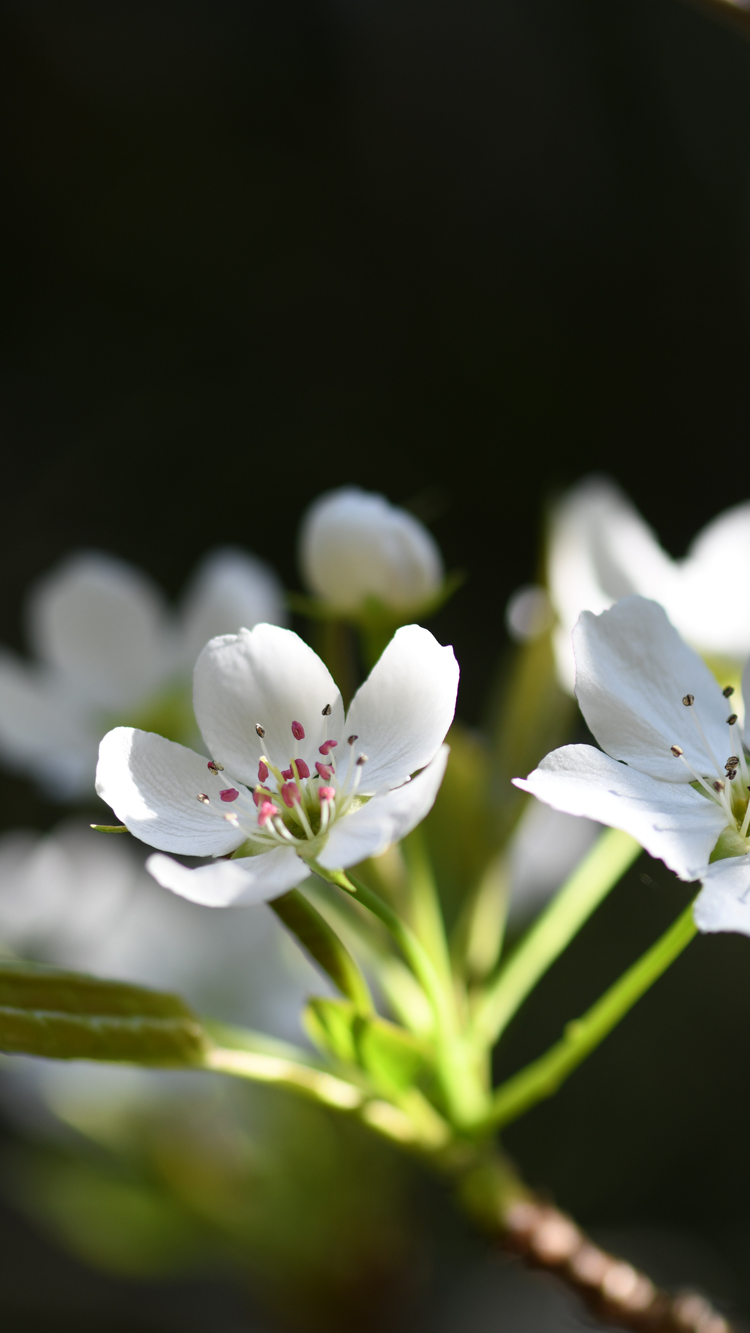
(345, 627), (458, 793)
(574, 597), (730, 783)
(514, 744), (726, 882)
(693, 855), (750, 936)
(96, 728), (245, 856)
(317, 745), (449, 870)
(146, 847), (307, 907)
(193, 625), (345, 785)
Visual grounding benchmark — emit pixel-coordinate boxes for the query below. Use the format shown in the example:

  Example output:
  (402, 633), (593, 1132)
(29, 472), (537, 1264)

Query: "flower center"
(194, 712), (369, 858)
(670, 686), (750, 856)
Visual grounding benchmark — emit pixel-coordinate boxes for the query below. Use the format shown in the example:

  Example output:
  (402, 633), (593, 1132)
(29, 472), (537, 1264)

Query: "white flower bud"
(298, 487), (444, 614)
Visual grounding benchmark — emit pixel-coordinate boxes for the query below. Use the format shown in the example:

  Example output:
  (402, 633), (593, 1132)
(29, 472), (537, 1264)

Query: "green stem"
(314, 865), (489, 1128)
(482, 901), (697, 1134)
(473, 828), (640, 1047)
(270, 888), (373, 1015)
(401, 827), (453, 990)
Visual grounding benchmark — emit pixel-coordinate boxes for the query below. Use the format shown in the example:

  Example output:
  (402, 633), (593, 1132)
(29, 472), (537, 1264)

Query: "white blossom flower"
(0, 547), (284, 799)
(298, 487), (444, 615)
(514, 595), (750, 936)
(535, 476), (750, 691)
(96, 623), (458, 906)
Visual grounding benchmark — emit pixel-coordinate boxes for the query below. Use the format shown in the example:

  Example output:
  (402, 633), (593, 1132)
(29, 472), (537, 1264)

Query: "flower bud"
(298, 487), (444, 615)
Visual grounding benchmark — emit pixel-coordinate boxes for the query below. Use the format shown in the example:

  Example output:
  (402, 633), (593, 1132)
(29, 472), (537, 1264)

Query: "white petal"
(96, 727), (245, 855)
(693, 856), (750, 936)
(547, 477), (670, 693)
(344, 626), (458, 793)
(514, 744), (726, 882)
(27, 552), (169, 708)
(193, 624), (344, 785)
(298, 487), (443, 612)
(146, 847), (306, 906)
(574, 597), (730, 782)
(318, 745), (449, 869)
(668, 502), (750, 656)
(179, 547), (286, 668)
(0, 652), (95, 796)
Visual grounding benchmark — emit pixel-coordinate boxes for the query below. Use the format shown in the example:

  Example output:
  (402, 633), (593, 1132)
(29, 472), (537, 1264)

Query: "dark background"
(2, 0), (750, 1327)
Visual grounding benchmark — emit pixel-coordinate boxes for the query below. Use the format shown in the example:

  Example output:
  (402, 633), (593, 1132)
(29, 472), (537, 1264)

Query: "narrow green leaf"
(90, 824), (128, 834)
(270, 889), (372, 1013)
(0, 961), (208, 1066)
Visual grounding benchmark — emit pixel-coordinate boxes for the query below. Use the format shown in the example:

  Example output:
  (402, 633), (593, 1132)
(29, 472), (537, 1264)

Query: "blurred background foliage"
(2, 0), (750, 1327)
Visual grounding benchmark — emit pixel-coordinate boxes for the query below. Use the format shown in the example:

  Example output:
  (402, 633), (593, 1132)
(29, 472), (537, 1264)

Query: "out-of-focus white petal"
(507, 801), (601, 926)
(574, 598), (729, 783)
(668, 503), (750, 656)
(179, 547), (286, 668)
(514, 745), (725, 882)
(344, 626), (458, 793)
(193, 624), (344, 784)
(96, 727), (245, 856)
(0, 651), (95, 796)
(146, 847), (306, 906)
(318, 746), (449, 869)
(299, 487), (443, 613)
(547, 477), (664, 692)
(27, 552), (169, 709)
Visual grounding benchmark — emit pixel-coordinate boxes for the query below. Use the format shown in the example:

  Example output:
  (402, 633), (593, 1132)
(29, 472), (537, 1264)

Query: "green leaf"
(90, 824), (128, 834)
(304, 998), (433, 1094)
(270, 889), (372, 1014)
(0, 960), (208, 1066)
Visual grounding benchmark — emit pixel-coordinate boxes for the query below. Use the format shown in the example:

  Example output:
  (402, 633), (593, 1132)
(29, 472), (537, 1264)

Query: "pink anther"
(257, 800), (279, 828)
(294, 759), (310, 779)
(319, 786), (336, 802)
(253, 786), (271, 806)
(319, 739), (338, 756)
(220, 788), (239, 802)
(258, 760), (269, 782)
(281, 767), (294, 780)
(315, 761), (333, 780)
(291, 721), (305, 741)
(281, 782), (301, 808)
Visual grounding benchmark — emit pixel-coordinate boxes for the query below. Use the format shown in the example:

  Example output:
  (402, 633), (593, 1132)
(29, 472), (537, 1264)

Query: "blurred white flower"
(0, 548), (285, 799)
(526, 476), (750, 691)
(515, 596), (750, 937)
(298, 487), (444, 616)
(96, 623), (457, 907)
(0, 819), (325, 1130)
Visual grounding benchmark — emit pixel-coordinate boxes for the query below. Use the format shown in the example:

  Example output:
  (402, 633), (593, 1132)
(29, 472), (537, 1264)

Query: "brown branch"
(501, 1198), (734, 1333)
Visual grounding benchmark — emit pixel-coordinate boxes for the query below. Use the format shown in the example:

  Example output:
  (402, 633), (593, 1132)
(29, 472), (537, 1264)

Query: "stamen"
(253, 786), (271, 806)
(293, 759), (310, 779)
(713, 780), (725, 793)
(671, 745), (683, 757)
(356, 753), (368, 766)
(292, 721), (305, 741)
(727, 769), (738, 782)
(322, 703), (332, 716)
(316, 761), (333, 780)
(207, 760), (224, 773)
(220, 788), (240, 802)
(256, 724), (266, 738)
(726, 757), (740, 769)
(258, 760), (269, 782)
(348, 734), (358, 745)
(684, 697), (725, 777)
(224, 812), (239, 824)
(741, 790), (750, 839)
(682, 694), (695, 707)
(197, 793), (210, 804)
(319, 740), (337, 756)
(281, 767), (294, 780)
(281, 782), (301, 808)
(724, 686), (735, 698)
(258, 800), (279, 828)
(319, 786), (336, 802)
(673, 749), (731, 812)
